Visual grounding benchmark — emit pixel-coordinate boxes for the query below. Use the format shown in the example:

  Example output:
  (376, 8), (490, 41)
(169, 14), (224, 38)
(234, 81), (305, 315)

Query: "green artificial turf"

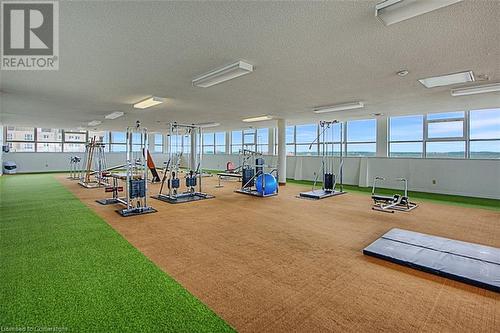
(287, 179), (500, 211)
(0, 174), (235, 333)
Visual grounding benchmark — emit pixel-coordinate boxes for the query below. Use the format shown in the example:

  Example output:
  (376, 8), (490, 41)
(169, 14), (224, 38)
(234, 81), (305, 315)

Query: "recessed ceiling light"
(313, 102), (364, 114)
(418, 71), (474, 88)
(195, 122), (221, 128)
(451, 83), (500, 96)
(133, 96), (165, 109)
(88, 120), (102, 126)
(105, 111), (124, 120)
(242, 115), (273, 122)
(397, 70), (409, 77)
(375, 0), (463, 26)
(193, 61), (253, 88)
(371, 112), (385, 117)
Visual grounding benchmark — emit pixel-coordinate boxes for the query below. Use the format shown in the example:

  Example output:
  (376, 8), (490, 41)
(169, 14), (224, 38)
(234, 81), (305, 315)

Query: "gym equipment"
(215, 161), (242, 188)
(364, 228), (500, 293)
(68, 156), (81, 180)
(299, 120), (346, 200)
(2, 161), (17, 174)
(145, 149), (161, 183)
(78, 136), (109, 188)
(152, 122), (214, 204)
(235, 149), (279, 197)
(371, 177), (417, 213)
(97, 121), (157, 217)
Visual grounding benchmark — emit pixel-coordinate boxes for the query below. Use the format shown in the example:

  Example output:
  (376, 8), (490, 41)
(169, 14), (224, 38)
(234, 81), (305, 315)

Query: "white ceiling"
(1, 0), (499, 132)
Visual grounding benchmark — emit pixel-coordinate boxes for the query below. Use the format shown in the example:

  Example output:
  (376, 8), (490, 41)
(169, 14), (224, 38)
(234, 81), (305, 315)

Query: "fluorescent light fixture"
(313, 102), (364, 114)
(451, 83), (500, 96)
(419, 71), (474, 88)
(242, 115), (273, 123)
(193, 61), (253, 88)
(195, 122), (220, 128)
(133, 96), (165, 109)
(88, 120), (102, 126)
(105, 111), (124, 120)
(375, 0), (463, 26)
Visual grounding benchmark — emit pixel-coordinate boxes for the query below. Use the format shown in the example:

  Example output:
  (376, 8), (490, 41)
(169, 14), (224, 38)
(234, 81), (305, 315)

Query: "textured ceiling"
(1, 0), (500, 131)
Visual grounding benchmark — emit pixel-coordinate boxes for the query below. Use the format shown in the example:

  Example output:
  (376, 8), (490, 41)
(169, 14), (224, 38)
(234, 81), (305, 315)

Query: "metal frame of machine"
(371, 177), (418, 213)
(235, 149), (279, 197)
(96, 121), (157, 217)
(152, 122), (214, 204)
(298, 120), (346, 200)
(68, 156), (81, 180)
(78, 137), (109, 188)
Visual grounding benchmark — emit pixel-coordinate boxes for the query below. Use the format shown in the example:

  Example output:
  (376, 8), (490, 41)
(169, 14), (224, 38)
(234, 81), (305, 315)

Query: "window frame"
(388, 115), (424, 158)
(345, 119), (377, 157)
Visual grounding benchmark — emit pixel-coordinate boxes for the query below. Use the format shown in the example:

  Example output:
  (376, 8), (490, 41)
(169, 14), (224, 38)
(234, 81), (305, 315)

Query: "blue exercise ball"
(255, 173), (277, 195)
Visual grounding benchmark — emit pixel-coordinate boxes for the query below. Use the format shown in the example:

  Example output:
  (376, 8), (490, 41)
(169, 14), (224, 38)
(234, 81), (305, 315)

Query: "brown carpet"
(58, 175), (500, 333)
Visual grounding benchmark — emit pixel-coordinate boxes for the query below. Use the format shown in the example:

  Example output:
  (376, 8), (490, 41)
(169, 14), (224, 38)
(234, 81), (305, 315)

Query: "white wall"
(7, 152), (170, 173)
(201, 154), (500, 199)
(6, 152), (500, 199)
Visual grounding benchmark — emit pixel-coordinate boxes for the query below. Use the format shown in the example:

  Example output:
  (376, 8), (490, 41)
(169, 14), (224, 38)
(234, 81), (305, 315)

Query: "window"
(88, 131), (109, 152)
(183, 134), (191, 154)
(64, 132), (86, 142)
(346, 119), (376, 157)
(215, 132), (226, 154)
(131, 132), (143, 152)
(37, 142), (62, 152)
(37, 128), (62, 142)
(319, 122), (342, 156)
(169, 135), (181, 154)
(7, 142), (35, 152)
(469, 108), (500, 159)
(6, 127), (35, 152)
(243, 129), (256, 152)
(111, 132), (126, 152)
(425, 111), (465, 158)
(64, 131), (86, 152)
(64, 143), (86, 153)
(426, 141), (465, 159)
(203, 132), (215, 155)
(256, 128), (269, 154)
(231, 130), (242, 154)
(295, 124), (318, 156)
(34, 128), (63, 152)
(286, 126), (295, 156)
(153, 133), (163, 153)
(389, 115), (424, 158)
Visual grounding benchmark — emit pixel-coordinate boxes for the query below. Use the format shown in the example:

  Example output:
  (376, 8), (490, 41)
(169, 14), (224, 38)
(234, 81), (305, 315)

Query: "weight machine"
(96, 121), (157, 217)
(68, 156), (81, 180)
(298, 120), (346, 200)
(152, 122), (214, 204)
(78, 137), (109, 188)
(235, 149), (279, 197)
(371, 177), (418, 213)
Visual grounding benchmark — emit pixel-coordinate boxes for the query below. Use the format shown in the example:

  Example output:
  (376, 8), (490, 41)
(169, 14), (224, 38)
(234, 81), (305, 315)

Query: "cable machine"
(96, 121), (157, 217)
(152, 122), (214, 204)
(298, 120), (346, 199)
